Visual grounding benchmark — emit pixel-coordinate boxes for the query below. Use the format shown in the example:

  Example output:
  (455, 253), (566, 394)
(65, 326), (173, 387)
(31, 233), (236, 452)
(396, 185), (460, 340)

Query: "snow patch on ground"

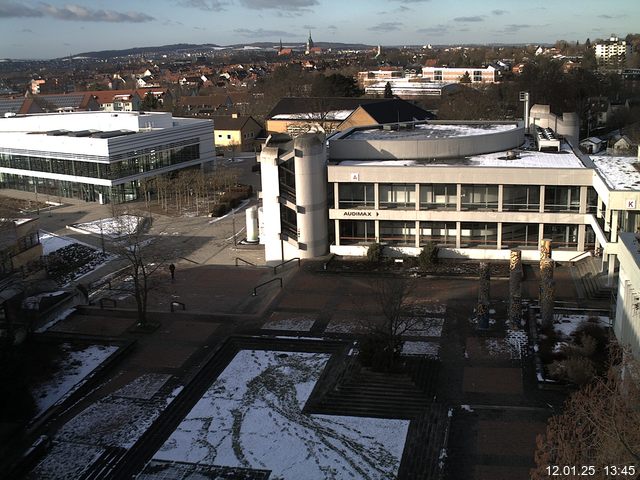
(262, 313), (317, 331)
(551, 314), (610, 340)
(401, 341), (440, 358)
(399, 317), (444, 337)
(69, 215), (143, 238)
(154, 350), (409, 480)
(29, 441), (105, 480)
(30, 344), (118, 418)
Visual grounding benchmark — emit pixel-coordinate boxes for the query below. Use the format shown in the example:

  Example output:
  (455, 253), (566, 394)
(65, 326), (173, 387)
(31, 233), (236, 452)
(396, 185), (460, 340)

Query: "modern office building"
(0, 111), (214, 203)
(258, 105), (640, 288)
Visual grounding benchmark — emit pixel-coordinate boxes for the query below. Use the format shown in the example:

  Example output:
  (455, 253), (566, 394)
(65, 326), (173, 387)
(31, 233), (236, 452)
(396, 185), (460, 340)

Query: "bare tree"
(358, 277), (427, 372)
(531, 349), (640, 480)
(108, 211), (168, 327)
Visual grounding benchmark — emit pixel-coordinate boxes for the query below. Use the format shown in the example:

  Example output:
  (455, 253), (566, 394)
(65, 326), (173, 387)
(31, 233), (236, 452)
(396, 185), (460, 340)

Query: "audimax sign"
(342, 211), (379, 217)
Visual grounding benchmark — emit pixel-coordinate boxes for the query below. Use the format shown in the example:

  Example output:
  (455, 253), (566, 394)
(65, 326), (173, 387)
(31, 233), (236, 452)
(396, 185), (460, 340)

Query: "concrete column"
(539, 185), (546, 213)
(375, 220), (380, 242)
(456, 221), (461, 249)
(577, 224), (586, 252)
(597, 197), (603, 219)
(415, 220), (421, 248)
(478, 261), (491, 328)
(497, 185), (504, 213)
(497, 223), (503, 250)
(579, 186), (588, 214)
(540, 238), (552, 260)
(374, 183), (379, 210)
(333, 182), (339, 210)
(456, 184), (462, 211)
(540, 257), (555, 328)
(608, 254), (617, 286)
(610, 210), (619, 243)
(334, 219), (341, 246)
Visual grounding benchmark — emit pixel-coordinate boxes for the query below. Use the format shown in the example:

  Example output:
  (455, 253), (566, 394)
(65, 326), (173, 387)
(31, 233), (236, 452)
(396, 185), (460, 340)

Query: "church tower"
(305, 31), (314, 55)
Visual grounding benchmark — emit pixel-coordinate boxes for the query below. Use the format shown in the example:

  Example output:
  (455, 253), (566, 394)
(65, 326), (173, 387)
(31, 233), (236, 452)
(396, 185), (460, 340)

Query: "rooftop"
(342, 122), (518, 141)
(592, 155), (640, 190)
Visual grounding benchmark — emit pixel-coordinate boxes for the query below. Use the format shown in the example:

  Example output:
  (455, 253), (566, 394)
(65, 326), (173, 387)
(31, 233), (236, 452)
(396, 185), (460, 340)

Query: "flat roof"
(335, 137), (586, 169)
(592, 155), (640, 190)
(342, 122), (518, 141)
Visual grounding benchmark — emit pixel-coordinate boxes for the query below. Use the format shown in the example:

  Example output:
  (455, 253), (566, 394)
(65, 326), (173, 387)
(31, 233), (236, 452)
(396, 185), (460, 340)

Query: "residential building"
(595, 35), (631, 69)
(0, 111), (214, 203)
(213, 114), (263, 151)
(422, 66), (498, 84)
(265, 97), (434, 137)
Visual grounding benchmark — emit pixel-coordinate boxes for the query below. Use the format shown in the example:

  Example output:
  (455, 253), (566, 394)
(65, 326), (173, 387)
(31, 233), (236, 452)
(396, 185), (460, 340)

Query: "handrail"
(235, 257), (257, 267)
(252, 277), (283, 296)
(273, 257), (300, 274)
(568, 250), (593, 263)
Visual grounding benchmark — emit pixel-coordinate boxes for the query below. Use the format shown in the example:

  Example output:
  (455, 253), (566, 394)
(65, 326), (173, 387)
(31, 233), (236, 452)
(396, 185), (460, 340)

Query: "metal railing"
(273, 257), (300, 274)
(252, 277), (283, 296)
(235, 257), (257, 267)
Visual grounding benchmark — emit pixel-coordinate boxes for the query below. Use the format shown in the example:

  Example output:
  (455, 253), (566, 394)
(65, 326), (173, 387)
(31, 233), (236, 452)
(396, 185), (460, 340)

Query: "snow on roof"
(338, 139), (586, 169)
(592, 155), (640, 190)
(345, 122), (517, 141)
(271, 110), (354, 121)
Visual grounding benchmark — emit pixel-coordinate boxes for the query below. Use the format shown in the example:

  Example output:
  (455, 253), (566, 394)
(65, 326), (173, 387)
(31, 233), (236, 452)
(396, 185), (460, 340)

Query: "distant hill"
(71, 42), (375, 59)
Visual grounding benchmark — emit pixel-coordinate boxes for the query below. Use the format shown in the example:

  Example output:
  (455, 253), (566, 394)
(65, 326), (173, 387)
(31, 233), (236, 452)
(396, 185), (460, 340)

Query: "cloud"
(598, 14), (623, 19)
(21, 28), (34, 33)
(327, 24), (337, 32)
(368, 22), (403, 32)
(492, 9), (507, 15)
(239, 0), (318, 10)
(178, 0), (227, 11)
(453, 16), (484, 22)
(504, 24), (534, 33)
(417, 24), (448, 35)
(234, 27), (291, 37)
(0, 2), (154, 22)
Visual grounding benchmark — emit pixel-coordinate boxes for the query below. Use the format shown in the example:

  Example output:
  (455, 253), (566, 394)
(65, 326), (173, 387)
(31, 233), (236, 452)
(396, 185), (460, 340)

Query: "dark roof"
(357, 99), (436, 124)
(213, 115), (261, 131)
(266, 97), (389, 119)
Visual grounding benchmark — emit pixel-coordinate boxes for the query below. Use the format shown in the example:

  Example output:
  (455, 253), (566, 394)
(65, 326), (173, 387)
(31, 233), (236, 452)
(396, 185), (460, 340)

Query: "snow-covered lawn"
(30, 344), (119, 418)
(262, 313), (317, 331)
(40, 231), (77, 255)
(154, 350), (409, 480)
(483, 328), (528, 360)
(69, 215), (143, 238)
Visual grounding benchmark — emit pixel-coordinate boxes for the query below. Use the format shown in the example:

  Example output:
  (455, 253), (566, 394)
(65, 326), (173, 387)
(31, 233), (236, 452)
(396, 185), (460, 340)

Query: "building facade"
(595, 35), (631, 68)
(422, 66), (497, 84)
(0, 111), (214, 203)
(0, 218), (41, 278)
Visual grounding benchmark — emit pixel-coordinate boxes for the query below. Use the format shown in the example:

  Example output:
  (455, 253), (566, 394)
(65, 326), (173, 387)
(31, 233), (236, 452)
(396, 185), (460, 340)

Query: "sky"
(0, 0), (637, 59)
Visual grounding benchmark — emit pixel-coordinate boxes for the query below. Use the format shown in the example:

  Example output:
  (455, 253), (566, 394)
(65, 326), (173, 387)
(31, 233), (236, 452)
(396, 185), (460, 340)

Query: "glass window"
(379, 184), (415, 209)
(280, 205), (297, 240)
(461, 185), (498, 210)
(380, 221), (415, 246)
(434, 70), (443, 81)
(338, 183), (374, 209)
(419, 184), (457, 210)
(502, 223), (539, 248)
(503, 185), (540, 211)
(544, 186), (580, 212)
(339, 220), (375, 245)
(587, 187), (598, 214)
(420, 221), (456, 246)
(460, 222), (498, 248)
(543, 224), (578, 249)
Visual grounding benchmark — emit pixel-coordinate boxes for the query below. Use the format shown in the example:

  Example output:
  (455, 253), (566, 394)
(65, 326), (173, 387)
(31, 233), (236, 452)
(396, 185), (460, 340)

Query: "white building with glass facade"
(0, 111), (214, 203)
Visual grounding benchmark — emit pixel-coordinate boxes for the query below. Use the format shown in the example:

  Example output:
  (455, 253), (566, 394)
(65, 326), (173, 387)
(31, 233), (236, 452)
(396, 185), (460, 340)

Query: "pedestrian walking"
(169, 263), (176, 281)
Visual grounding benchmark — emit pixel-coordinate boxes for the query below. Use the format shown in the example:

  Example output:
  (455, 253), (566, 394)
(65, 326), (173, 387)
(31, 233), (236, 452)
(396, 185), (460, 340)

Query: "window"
(226, 134), (231, 140)
(460, 222), (498, 248)
(380, 221), (415, 246)
(587, 187), (598, 214)
(544, 186), (580, 212)
(419, 184), (456, 210)
(379, 184), (415, 209)
(543, 224), (578, 249)
(461, 185), (498, 210)
(502, 223), (539, 248)
(473, 70), (482, 82)
(420, 222), (456, 246)
(338, 183), (374, 209)
(503, 185), (540, 211)
(339, 220), (375, 245)
(434, 70), (443, 81)
(280, 205), (297, 240)
(278, 157), (296, 201)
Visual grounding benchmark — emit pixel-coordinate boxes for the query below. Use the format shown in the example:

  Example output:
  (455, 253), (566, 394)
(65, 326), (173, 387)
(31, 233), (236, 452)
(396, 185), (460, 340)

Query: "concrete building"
(595, 35), (631, 69)
(364, 79), (458, 98)
(614, 232), (640, 359)
(257, 104), (640, 288)
(422, 66), (498, 84)
(0, 111), (214, 203)
(0, 217), (41, 278)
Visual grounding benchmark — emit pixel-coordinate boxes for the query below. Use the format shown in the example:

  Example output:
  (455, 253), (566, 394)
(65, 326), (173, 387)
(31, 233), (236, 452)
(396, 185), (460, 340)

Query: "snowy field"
(40, 230), (96, 255)
(401, 341), (440, 358)
(154, 350), (409, 480)
(30, 373), (179, 479)
(30, 344), (118, 418)
(69, 215), (143, 238)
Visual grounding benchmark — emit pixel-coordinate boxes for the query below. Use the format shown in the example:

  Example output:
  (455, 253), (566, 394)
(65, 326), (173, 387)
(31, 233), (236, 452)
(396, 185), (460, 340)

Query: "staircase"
(571, 256), (612, 301)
